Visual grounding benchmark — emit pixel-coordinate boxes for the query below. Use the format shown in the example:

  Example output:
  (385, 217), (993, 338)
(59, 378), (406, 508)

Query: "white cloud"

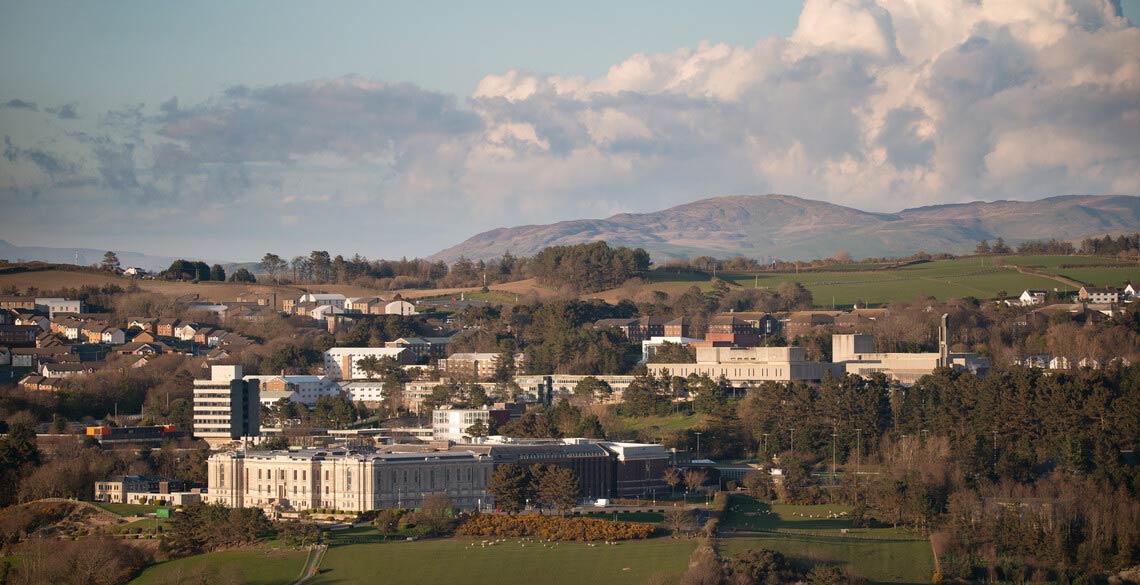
(0, 0), (1137, 258)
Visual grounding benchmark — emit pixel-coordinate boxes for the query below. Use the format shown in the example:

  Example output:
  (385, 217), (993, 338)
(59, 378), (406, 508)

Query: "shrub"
(456, 514), (655, 541)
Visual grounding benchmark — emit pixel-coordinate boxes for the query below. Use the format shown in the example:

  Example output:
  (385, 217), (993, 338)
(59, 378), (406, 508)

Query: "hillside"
(431, 194), (1140, 262)
(0, 239), (237, 272)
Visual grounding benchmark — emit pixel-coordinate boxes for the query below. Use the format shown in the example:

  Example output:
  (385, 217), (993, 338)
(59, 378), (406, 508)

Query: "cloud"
(3, 99), (38, 111)
(47, 103), (79, 119)
(1, 0), (1137, 259)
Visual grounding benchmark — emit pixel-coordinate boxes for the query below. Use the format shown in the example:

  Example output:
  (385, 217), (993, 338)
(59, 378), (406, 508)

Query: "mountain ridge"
(430, 194), (1140, 262)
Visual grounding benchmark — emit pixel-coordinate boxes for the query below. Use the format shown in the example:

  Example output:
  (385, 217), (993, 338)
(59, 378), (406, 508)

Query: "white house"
(14, 314), (50, 332)
(34, 298), (84, 318)
(385, 300), (417, 316)
(1018, 290), (1047, 306)
(175, 323), (202, 341)
(100, 328), (126, 345)
(1079, 287), (1119, 304)
(1124, 283), (1137, 300)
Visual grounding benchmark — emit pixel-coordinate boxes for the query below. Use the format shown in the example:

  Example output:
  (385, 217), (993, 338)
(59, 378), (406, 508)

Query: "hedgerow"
(457, 514), (655, 541)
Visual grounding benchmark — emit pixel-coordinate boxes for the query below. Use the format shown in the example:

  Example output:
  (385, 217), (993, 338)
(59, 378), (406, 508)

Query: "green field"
(94, 502), (161, 517)
(310, 538), (697, 585)
(721, 497), (933, 584)
(130, 546), (309, 585)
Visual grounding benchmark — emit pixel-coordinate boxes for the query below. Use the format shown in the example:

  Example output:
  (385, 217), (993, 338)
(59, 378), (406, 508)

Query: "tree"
(683, 468), (709, 496)
(465, 419), (489, 440)
(260, 253), (287, 282)
(413, 493), (456, 536)
(374, 509), (404, 536)
(573, 414), (605, 439)
(664, 507), (692, 534)
(488, 464), (530, 514)
(531, 464), (579, 515)
(210, 264), (226, 282)
(101, 251), (120, 272)
(664, 467), (682, 496)
(228, 268), (257, 283)
(992, 237), (1012, 254)
(975, 240), (992, 255)
(573, 376), (612, 403)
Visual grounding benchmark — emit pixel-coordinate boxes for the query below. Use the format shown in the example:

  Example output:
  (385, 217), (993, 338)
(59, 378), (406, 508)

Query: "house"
(296, 293), (347, 309)
(0, 324), (39, 347)
(0, 296), (36, 311)
(83, 325), (106, 344)
(207, 330), (229, 347)
(114, 341), (169, 357)
(14, 314), (50, 332)
(0, 346), (9, 366)
(10, 346), (75, 369)
(156, 319), (181, 337)
(346, 297), (386, 313)
(131, 330), (158, 343)
(122, 267), (146, 277)
(205, 348), (231, 361)
(18, 375), (63, 392)
(192, 327), (217, 345)
(1124, 283), (1137, 300)
(1078, 286), (1119, 304)
(175, 322), (204, 341)
(1019, 290), (1048, 306)
(128, 318), (158, 332)
(236, 292), (275, 307)
(100, 327), (126, 345)
(41, 362), (100, 378)
(385, 300), (417, 316)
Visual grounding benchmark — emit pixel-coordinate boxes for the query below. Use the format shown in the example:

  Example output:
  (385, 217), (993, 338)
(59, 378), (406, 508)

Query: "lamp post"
(762, 433), (770, 462)
(789, 428), (795, 453)
(831, 426), (838, 485)
(694, 432), (703, 460)
(854, 427), (862, 502)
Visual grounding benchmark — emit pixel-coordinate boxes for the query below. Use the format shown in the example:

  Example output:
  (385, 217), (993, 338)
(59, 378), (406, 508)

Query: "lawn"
(310, 538), (698, 585)
(129, 546), (309, 585)
(1050, 266), (1140, 287)
(720, 497), (934, 585)
(94, 502), (161, 517)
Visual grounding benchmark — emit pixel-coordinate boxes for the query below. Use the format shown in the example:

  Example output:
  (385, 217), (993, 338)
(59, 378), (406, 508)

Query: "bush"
(457, 514), (655, 541)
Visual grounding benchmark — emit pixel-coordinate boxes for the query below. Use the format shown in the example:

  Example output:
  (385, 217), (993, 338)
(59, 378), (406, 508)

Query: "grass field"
(310, 538), (696, 585)
(129, 546), (309, 585)
(94, 502), (161, 517)
(721, 497), (933, 584)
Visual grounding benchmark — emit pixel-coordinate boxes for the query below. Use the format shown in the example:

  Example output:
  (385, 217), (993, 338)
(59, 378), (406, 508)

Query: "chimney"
(938, 313), (950, 368)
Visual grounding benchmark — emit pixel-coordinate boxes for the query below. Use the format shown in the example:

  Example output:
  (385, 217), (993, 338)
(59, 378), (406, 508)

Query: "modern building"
(513, 374), (637, 402)
(193, 365), (260, 447)
(34, 298), (84, 318)
(432, 406), (508, 443)
(472, 439), (671, 499)
(85, 425), (180, 446)
(438, 352), (522, 381)
(94, 475), (190, 504)
(204, 448), (493, 512)
(322, 347), (414, 381)
(832, 314), (990, 384)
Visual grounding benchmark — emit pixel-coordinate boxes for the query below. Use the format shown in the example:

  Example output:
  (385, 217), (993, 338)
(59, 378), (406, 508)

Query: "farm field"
(721, 497), (934, 584)
(129, 546), (309, 585)
(309, 537), (697, 585)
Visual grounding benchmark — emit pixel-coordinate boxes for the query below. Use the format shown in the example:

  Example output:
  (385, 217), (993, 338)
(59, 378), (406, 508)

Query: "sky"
(1, 0), (1138, 261)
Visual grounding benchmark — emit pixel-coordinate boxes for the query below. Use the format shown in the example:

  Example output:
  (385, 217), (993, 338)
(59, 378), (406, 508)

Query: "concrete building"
(832, 314), (989, 384)
(438, 352), (522, 382)
(243, 374), (338, 406)
(513, 374), (637, 402)
(322, 347), (414, 381)
(94, 475), (189, 504)
(432, 406), (496, 443)
(647, 345), (841, 386)
(205, 448), (493, 511)
(641, 336), (702, 363)
(193, 365), (260, 447)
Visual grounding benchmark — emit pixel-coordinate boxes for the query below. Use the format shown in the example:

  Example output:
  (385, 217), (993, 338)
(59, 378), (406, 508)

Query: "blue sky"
(1, 1), (1138, 261)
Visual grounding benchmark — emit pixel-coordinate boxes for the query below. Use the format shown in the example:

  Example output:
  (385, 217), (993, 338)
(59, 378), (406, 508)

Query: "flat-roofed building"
(323, 347), (414, 381)
(648, 345), (841, 386)
(193, 365), (260, 447)
(204, 448), (492, 511)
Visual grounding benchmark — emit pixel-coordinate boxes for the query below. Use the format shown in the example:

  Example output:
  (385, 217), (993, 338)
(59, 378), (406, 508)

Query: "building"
(384, 336), (453, 360)
(473, 439), (671, 499)
(94, 475), (194, 504)
(832, 314), (989, 384)
(432, 406), (502, 443)
(0, 324), (39, 346)
(338, 380), (386, 405)
(322, 347), (415, 381)
(243, 374), (338, 406)
(648, 345), (841, 386)
(513, 374), (637, 402)
(0, 296), (36, 311)
(204, 448), (492, 511)
(1018, 290), (1048, 306)
(641, 336), (702, 363)
(1079, 287), (1119, 304)
(86, 425), (180, 447)
(438, 352), (521, 382)
(193, 365), (260, 447)
(34, 298), (84, 318)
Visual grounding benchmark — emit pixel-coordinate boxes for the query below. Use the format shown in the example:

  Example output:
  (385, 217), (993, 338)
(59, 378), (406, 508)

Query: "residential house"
(0, 324), (39, 347)
(18, 375), (63, 392)
(175, 322), (204, 341)
(14, 314), (50, 332)
(1019, 290), (1048, 306)
(192, 327), (217, 345)
(114, 341), (169, 357)
(41, 362), (101, 378)
(100, 327), (126, 345)
(131, 330), (158, 343)
(1079, 286), (1119, 304)
(207, 330), (229, 347)
(156, 319), (181, 337)
(0, 346), (9, 366)
(10, 346), (75, 369)
(0, 296), (36, 311)
(236, 292), (276, 308)
(128, 318), (158, 332)
(1124, 283), (1137, 300)
(664, 317), (689, 337)
(346, 297), (386, 313)
(297, 293), (347, 309)
(385, 300), (417, 316)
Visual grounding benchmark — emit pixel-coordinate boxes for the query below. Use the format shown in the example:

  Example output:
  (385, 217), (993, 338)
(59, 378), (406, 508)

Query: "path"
(292, 544), (328, 585)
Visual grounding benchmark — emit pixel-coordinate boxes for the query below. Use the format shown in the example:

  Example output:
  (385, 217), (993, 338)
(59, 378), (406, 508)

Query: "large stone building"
(647, 345), (842, 385)
(193, 365), (260, 447)
(205, 448), (493, 511)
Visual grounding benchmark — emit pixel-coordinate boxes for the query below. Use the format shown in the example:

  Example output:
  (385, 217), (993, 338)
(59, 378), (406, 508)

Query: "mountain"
(0, 240), (236, 272)
(430, 194), (1140, 262)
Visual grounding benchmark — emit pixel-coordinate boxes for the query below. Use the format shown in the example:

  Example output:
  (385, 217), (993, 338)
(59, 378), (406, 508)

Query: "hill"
(431, 194), (1140, 262)
(0, 239), (237, 272)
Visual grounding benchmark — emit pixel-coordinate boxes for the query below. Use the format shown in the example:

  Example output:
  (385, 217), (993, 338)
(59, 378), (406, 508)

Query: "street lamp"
(694, 432), (703, 460)
(761, 433), (770, 462)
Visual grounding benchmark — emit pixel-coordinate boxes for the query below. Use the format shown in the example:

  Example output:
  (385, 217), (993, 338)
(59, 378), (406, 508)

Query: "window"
(293, 470), (297, 481)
